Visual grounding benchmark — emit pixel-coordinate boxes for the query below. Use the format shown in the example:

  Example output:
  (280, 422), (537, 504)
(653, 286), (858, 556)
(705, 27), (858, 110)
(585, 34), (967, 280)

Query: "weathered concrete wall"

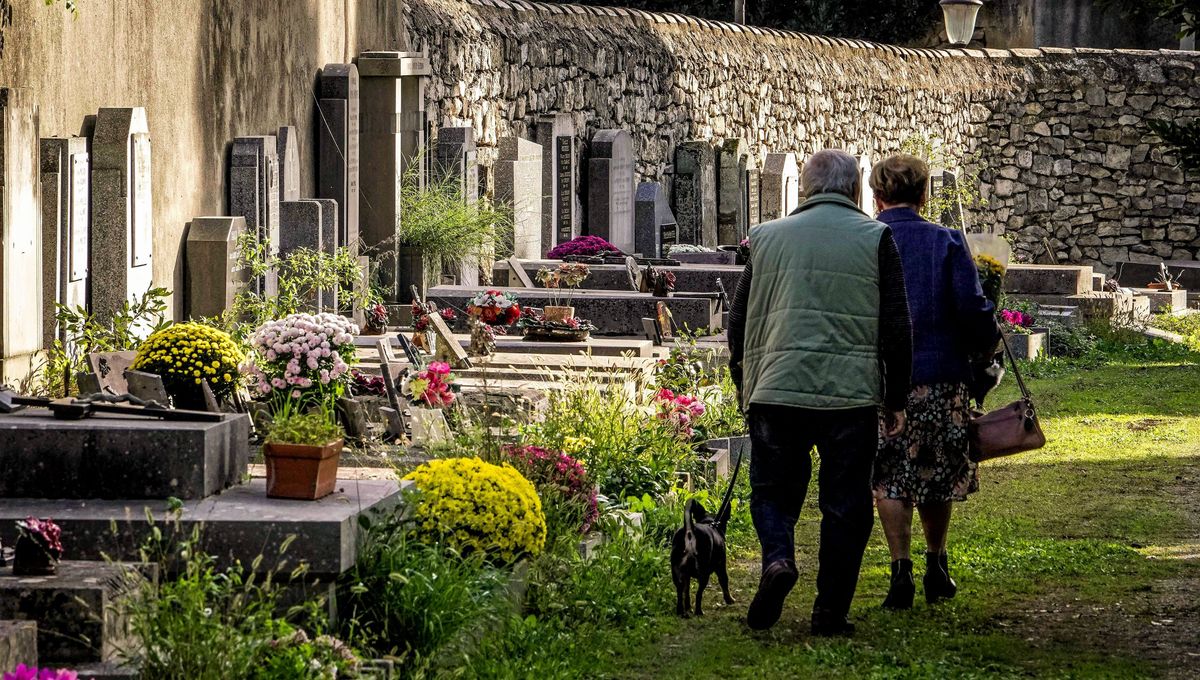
(0, 0), (415, 315)
(404, 0), (1200, 272)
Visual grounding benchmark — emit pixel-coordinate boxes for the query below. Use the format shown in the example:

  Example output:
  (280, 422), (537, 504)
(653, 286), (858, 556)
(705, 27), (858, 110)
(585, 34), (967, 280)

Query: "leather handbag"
(968, 332), (1046, 462)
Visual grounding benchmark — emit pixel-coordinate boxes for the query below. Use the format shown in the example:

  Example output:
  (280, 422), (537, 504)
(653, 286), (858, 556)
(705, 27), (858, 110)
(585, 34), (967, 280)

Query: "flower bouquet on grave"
(653, 388), (707, 441)
(410, 301), (457, 352)
(1000, 308), (1033, 335)
(13, 516), (63, 576)
(974, 253), (1006, 307)
(535, 262), (590, 322)
(3, 664), (82, 680)
(404, 361), (457, 409)
(363, 301), (389, 335)
(517, 306), (597, 342)
(466, 290), (522, 327)
(646, 267), (677, 297)
(131, 322), (244, 410)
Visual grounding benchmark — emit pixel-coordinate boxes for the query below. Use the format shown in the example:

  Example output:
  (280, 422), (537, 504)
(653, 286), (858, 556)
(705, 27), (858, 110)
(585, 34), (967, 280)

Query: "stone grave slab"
(493, 260), (742, 294)
(674, 141), (717, 247)
(427, 285), (717, 336)
(0, 561), (140, 665)
(1004, 264), (1095, 296)
(0, 620), (36, 672)
(534, 113), (578, 252)
(1131, 288), (1187, 313)
(317, 64), (359, 262)
(40, 137), (90, 350)
(496, 137), (543, 260)
(0, 479), (406, 579)
(1117, 261), (1200, 291)
(1, 89), (41, 385)
(588, 129), (635, 254)
(760, 152), (799, 222)
(91, 107), (154, 325)
(717, 139), (748, 245)
(0, 411), (249, 499)
(185, 216), (248, 320)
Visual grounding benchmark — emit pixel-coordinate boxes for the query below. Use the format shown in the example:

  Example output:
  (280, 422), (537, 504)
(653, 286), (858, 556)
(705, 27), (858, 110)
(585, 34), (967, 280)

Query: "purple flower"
(546, 236), (622, 259)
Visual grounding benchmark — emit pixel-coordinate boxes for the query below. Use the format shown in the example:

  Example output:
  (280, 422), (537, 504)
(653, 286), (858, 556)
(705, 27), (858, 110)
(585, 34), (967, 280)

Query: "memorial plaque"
(674, 141), (717, 247)
(587, 129), (635, 254)
(746, 168), (761, 229)
(130, 133), (152, 267)
(69, 154), (89, 281)
(556, 137), (575, 245)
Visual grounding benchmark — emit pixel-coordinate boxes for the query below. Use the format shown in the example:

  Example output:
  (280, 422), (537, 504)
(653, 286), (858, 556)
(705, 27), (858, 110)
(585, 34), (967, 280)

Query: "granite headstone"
(185, 216), (248, 320)
(434, 126), (481, 286)
(634, 182), (676, 259)
(279, 200), (325, 311)
(317, 64), (360, 258)
(230, 135), (280, 295)
(40, 137), (90, 349)
(717, 139), (748, 245)
(760, 152), (799, 222)
(534, 113), (578, 253)
(495, 136), (543, 261)
(673, 141), (717, 247)
(587, 129), (635, 254)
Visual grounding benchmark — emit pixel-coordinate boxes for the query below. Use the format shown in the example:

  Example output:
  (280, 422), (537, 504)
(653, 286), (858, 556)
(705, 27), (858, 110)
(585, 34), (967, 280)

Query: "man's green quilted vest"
(742, 192), (887, 410)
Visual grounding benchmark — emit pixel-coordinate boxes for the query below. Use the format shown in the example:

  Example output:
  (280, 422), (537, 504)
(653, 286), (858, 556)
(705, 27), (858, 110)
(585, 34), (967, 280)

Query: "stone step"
(0, 562), (142, 665)
(1004, 264), (1095, 296)
(426, 285), (719, 337)
(0, 412), (249, 501)
(0, 479), (405, 580)
(0, 620), (37, 672)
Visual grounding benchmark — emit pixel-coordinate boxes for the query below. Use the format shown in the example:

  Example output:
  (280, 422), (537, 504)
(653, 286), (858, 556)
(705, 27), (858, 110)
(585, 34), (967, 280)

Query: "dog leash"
(713, 448), (744, 533)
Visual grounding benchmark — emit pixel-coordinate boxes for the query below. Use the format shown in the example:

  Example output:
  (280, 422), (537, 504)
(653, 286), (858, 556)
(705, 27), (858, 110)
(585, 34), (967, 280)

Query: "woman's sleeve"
(947, 232), (1001, 355)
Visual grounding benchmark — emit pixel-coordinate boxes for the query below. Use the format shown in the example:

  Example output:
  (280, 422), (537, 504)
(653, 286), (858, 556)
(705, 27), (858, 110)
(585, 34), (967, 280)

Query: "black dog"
(671, 453), (743, 617)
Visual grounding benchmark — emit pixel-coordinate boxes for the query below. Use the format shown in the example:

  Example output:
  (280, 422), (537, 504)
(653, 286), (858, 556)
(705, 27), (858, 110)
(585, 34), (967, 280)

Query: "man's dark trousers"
(748, 403), (878, 619)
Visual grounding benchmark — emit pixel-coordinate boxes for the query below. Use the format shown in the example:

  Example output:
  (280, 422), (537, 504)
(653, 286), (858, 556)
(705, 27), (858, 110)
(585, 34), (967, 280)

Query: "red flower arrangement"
(411, 301), (457, 333)
(406, 361), (456, 408)
(467, 290), (521, 326)
(349, 368), (386, 397)
(502, 444), (599, 533)
(16, 517), (63, 556)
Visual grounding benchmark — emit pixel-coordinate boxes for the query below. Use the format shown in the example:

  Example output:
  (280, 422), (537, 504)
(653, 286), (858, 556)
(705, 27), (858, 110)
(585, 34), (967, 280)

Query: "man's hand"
(884, 410), (906, 439)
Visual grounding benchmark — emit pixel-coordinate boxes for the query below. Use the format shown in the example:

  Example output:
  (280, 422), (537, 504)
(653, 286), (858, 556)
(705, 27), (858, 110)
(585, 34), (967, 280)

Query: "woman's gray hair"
(801, 149), (861, 200)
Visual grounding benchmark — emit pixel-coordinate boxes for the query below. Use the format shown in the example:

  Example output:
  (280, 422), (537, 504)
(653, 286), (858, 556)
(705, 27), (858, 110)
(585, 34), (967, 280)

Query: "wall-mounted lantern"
(940, 0), (984, 46)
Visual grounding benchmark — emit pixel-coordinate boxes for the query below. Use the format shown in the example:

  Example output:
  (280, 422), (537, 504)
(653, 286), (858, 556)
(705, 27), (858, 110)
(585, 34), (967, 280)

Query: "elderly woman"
(869, 155), (1000, 610)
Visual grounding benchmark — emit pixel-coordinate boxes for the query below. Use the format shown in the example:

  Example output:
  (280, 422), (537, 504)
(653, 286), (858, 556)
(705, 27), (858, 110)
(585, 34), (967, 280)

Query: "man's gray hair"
(801, 149), (861, 200)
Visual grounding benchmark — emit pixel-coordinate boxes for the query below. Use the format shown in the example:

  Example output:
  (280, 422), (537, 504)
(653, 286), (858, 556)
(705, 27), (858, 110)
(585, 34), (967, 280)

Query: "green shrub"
(263, 410), (345, 446)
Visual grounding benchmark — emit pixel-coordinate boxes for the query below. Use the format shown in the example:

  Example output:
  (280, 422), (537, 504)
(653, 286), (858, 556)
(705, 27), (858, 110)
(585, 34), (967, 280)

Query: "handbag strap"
(997, 330), (1033, 402)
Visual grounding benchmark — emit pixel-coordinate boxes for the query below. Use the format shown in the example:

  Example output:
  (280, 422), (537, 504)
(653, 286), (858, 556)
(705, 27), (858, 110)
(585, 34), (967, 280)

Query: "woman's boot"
(882, 559), (915, 610)
(924, 552), (958, 604)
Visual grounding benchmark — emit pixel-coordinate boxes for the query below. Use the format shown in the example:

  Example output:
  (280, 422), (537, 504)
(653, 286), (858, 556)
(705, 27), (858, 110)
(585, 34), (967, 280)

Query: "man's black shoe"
(811, 609), (856, 637)
(746, 559), (799, 630)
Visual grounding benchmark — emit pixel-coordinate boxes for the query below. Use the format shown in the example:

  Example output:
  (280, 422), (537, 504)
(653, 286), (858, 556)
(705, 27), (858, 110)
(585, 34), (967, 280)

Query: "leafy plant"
(263, 410), (344, 447)
(28, 287), (171, 397)
(1147, 118), (1200, 172)
(899, 134), (986, 227)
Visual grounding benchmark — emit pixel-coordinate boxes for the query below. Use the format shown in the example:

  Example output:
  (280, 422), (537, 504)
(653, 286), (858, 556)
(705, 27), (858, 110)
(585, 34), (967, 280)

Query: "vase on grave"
(12, 518), (63, 576)
(543, 305), (575, 323)
(169, 379), (218, 412)
(263, 439), (343, 500)
(1003, 331), (1047, 362)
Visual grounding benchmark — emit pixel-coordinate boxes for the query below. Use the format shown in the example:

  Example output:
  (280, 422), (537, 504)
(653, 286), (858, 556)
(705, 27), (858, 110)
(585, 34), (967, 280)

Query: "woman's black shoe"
(882, 559), (915, 610)
(923, 552), (958, 604)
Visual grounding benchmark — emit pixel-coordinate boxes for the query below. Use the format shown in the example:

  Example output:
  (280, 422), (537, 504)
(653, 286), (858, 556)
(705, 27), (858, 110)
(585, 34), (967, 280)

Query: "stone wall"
(404, 0), (1200, 273)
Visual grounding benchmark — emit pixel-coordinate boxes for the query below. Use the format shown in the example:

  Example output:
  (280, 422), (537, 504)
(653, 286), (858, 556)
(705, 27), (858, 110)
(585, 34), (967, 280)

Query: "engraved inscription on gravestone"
(674, 179), (698, 245)
(70, 154), (89, 281)
(557, 137), (574, 244)
(746, 168), (761, 229)
(130, 133), (152, 267)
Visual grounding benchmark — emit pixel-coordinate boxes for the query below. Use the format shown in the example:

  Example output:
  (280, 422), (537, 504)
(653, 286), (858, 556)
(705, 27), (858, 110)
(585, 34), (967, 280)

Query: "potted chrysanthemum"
(241, 313), (358, 500)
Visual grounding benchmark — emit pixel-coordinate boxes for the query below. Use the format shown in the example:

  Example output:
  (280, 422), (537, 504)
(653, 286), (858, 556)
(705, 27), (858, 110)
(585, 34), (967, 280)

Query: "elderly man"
(728, 149), (912, 635)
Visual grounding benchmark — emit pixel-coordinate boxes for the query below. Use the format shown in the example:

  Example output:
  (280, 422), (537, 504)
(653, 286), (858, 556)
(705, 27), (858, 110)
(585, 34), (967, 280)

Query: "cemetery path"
(602, 364), (1200, 679)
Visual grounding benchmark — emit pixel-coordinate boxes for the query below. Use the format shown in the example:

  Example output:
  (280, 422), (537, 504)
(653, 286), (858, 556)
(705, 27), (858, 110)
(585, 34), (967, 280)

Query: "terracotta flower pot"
(544, 305), (575, 323)
(264, 439), (343, 500)
(12, 534), (59, 576)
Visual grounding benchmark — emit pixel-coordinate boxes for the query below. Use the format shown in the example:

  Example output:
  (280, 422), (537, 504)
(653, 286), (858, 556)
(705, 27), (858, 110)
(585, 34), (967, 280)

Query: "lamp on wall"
(940, 0), (984, 46)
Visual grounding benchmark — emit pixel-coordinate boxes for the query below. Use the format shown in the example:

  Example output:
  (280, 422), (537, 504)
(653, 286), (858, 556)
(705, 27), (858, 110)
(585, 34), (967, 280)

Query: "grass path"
(602, 364), (1200, 679)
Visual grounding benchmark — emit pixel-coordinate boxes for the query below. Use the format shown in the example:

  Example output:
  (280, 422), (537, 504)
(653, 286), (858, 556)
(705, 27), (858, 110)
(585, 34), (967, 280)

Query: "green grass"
(518, 358), (1200, 679)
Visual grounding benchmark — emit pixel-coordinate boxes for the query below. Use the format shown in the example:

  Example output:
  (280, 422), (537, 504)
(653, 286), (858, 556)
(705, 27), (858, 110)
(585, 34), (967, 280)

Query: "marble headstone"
(634, 182), (676, 259)
(185, 216), (248, 320)
(495, 136), (543, 261)
(717, 139), (748, 246)
(534, 113), (578, 253)
(317, 64), (360, 258)
(0, 89), (42, 383)
(229, 135), (280, 295)
(277, 126), (301, 203)
(760, 152), (800, 222)
(40, 137), (90, 349)
(673, 141), (717, 247)
(587, 129), (635, 254)
(91, 107), (155, 326)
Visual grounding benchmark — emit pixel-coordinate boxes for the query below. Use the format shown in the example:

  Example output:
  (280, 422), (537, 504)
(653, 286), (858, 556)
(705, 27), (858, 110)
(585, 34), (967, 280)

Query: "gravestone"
(745, 167), (761, 229)
(495, 136), (543, 260)
(277, 126), (301, 203)
(587, 129), (635, 254)
(229, 135), (280, 295)
(760, 152), (799, 222)
(0, 89), (41, 384)
(674, 141), (717, 247)
(125, 369), (169, 405)
(185, 216), (249, 320)
(358, 51), (431, 300)
(314, 197), (340, 310)
(534, 113), (578, 253)
(434, 126), (481, 286)
(505, 257), (535, 288)
(717, 139), (748, 245)
(931, 168), (965, 228)
(87, 350), (137, 395)
(634, 182), (677, 259)
(279, 200), (325, 310)
(859, 154), (874, 214)
(40, 137), (90, 349)
(317, 64), (360, 259)
(91, 107), (155, 325)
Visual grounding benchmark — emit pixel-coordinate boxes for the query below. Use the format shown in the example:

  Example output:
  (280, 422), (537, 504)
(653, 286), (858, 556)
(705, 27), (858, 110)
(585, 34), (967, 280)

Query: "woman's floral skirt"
(874, 382), (978, 505)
